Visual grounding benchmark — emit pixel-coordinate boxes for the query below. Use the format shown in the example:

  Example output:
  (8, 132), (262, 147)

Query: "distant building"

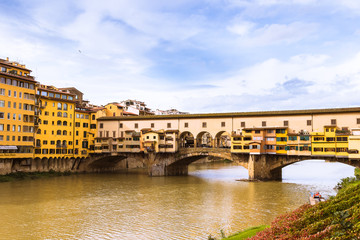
(103, 102), (139, 117)
(155, 108), (189, 115)
(120, 99), (154, 115)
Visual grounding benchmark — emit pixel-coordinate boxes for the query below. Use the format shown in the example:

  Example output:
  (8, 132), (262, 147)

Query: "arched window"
(57, 130), (61, 135)
(63, 121), (67, 126)
(37, 129), (41, 134)
(92, 115), (95, 120)
(56, 140), (61, 146)
(57, 120), (62, 126)
(57, 112), (62, 117)
(63, 112), (68, 118)
(63, 130), (67, 135)
(62, 140), (67, 145)
(57, 103), (62, 110)
(63, 103), (68, 111)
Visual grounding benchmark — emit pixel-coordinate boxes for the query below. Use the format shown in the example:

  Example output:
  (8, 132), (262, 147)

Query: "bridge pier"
(248, 154), (282, 181)
(150, 163), (188, 176)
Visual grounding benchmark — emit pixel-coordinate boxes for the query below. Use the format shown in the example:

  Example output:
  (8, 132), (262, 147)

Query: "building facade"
(94, 108), (360, 159)
(35, 85), (77, 158)
(0, 58), (37, 161)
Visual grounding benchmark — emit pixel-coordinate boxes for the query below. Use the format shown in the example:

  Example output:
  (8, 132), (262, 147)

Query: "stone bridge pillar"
(248, 154), (282, 181)
(150, 163), (188, 176)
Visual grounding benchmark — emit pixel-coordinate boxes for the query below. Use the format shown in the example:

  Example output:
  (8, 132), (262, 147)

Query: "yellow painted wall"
(0, 72), (36, 158)
(74, 110), (93, 158)
(105, 103), (124, 117)
(34, 94), (76, 159)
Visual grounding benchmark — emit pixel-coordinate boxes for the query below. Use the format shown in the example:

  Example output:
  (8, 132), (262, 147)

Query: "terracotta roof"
(91, 107), (106, 110)
(165, 130), (179, 133)
(0, 59), (31, 71)
(123, 111), (138, 116)
(287, 132), (299, 136)
(98, 107), (360, 121)
(38, 86), (76, 96)
(0, 71), (36, 83)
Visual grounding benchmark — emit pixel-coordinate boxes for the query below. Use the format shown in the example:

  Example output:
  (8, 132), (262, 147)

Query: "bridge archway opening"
(87, 155), (128, 170)
(196, 131), (213, 148)
(214, 131), (231, 148)
(274, 158), (358, 183)
(179, 131), (195, 148)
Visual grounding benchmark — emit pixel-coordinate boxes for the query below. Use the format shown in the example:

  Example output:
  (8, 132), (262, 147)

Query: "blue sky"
(1, 0), (360, 113)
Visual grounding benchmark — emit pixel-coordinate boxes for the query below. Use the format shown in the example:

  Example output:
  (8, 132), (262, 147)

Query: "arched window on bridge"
(179, 131), (195, 148)
(214, 131), (231, 148)
(196, 132), (213, 148)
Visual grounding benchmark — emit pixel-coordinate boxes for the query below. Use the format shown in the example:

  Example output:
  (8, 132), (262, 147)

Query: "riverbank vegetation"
(0, 170), (72, 182)
(217, 168), (360, 240)
(246, 168), (360, 239)
(219, 225), (268, 240)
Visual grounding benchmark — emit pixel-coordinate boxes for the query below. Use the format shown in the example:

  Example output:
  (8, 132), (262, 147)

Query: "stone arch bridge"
(84, 148), (360, 180)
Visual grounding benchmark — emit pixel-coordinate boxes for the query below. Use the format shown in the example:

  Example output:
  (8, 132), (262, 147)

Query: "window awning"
(0, 146), (18, 150)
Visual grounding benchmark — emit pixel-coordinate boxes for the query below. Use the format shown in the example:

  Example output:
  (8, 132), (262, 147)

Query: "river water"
(0, 160), (355, 240)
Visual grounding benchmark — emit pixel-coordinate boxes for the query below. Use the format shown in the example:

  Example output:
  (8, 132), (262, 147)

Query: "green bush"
(334, 177), (357, 190)
(354, 168), (360, 180)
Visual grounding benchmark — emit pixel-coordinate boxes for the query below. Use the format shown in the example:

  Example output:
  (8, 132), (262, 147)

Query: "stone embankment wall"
(0, 155), (146, 175)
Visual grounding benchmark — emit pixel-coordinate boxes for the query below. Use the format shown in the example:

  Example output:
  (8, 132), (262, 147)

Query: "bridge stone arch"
(179, 131), (195, 148)
(85, 154), (128, 172)
(248, 154), (360, 181)
(150, 148), (249, 176)
(196, 131), (213, 148)
(269, 155), (358, 172)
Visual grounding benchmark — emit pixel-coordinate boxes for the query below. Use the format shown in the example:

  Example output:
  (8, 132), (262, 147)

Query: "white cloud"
(227, 0), (317, 7)
(1, 0), (360, 113)
(175, 52), (360, 112)
(227, 21), (255, 36)
(338, 0), (360, 11)
(235, 22), (318, 46)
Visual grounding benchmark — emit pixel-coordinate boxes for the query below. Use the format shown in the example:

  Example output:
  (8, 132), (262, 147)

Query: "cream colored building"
(94, 108), (360, 158)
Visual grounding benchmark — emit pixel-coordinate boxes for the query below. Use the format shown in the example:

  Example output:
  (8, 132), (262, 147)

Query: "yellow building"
(104, 103), (138, 117)
(140, 129), (179, 153)
(141, 130), (160, 153)
(74, 109), (97, 157)
(35, 85), (76, 159)
(348, 129), (360, 159)
(275, 128), (288, 154)
(311, 125), (349, 157)
(286, 131), (311, 156)
(0, 58), (36, 160)
(231, 129), (252, 153)
(104, 103), (125, 117)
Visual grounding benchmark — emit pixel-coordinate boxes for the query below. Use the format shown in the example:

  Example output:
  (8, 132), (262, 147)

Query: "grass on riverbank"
(221, 225), (269, 240)
(0, 170), (72, 182)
